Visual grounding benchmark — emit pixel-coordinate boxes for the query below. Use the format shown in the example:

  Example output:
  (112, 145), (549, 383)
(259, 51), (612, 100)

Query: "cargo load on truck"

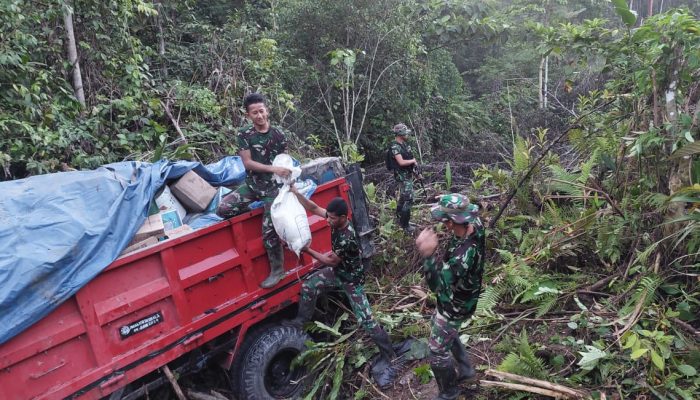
(0, 157), (246, 345)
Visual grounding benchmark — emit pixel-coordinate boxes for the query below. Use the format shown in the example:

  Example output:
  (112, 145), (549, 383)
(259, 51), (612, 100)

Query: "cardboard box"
(164, 224), (192, 240)
(160, 209), (182, 231)
(155, 185), (187, 221)
(120, 236), (159, 256)
(170, 170), (217, 212)
(132, 214), (165, 243)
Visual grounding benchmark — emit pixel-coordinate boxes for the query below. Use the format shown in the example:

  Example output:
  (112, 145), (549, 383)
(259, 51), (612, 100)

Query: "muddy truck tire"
(234, 325), (310, 400)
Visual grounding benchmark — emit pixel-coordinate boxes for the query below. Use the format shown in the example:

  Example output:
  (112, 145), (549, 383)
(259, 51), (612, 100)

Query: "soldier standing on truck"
(287, 186), (401, 389)
(414, 193), (485, 400)
(216, 93), (292, 288)
(387, 123), (419, 233)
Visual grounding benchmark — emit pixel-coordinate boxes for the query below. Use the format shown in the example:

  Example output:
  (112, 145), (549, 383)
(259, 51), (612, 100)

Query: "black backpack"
(385, 147), (398, 171)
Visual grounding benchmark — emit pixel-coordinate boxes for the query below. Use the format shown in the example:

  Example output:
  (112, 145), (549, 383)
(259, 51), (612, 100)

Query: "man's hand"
(272, 166), (292, 178)
(415, 228), (438, 257)
(289, 182), (300, 195)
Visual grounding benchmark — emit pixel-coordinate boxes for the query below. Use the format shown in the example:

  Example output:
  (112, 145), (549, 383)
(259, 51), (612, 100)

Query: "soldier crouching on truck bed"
(415, 193), (486, 400)
(287, 185), (401, 389)
(216, 92), (292, 289)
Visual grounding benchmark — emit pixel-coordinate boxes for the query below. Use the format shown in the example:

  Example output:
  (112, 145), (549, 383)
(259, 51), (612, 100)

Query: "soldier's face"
(326, 212), (346, 229)
(246, 102), (270, 130)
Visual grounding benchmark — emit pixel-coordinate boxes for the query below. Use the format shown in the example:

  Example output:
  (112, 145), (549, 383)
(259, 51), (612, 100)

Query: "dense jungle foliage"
(2, 0), (699, 399)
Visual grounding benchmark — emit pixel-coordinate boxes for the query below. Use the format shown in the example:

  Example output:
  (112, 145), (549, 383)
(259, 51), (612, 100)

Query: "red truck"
(0, 176), (364, 400)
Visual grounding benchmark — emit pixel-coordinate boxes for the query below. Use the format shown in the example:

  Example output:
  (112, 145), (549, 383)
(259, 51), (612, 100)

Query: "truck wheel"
(237, 325), (310, 400)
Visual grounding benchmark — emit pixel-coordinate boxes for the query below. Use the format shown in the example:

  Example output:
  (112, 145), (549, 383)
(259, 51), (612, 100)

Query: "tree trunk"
(63, 4), (85, 108)
(538, 57), (545, 109)
(648, 0), (654, 17)
(544, 56), (549, 109)
(156, 3), (167, 78)
(665, 47), (688, 236)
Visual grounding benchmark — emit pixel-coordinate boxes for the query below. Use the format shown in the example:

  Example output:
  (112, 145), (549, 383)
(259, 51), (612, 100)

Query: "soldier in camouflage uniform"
(415, 193), (486, 400)
(216, 93), (291, 289)
(288, 187), (401, 389)
(388, 123), (419, 233)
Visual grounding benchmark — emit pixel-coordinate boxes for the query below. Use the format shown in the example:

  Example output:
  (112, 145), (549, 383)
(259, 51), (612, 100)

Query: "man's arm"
(239, 149), (291, 177)
(289, 185), (327, 218)
(302, 246), (341, 266)
(393, 153), (417, 168)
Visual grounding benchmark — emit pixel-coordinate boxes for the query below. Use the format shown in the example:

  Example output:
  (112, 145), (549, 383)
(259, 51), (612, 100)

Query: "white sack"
(271, 155), (311, 256)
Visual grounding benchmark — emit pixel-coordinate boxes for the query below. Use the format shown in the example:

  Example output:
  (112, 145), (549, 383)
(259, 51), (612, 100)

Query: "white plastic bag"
(270, 155), (311, 256)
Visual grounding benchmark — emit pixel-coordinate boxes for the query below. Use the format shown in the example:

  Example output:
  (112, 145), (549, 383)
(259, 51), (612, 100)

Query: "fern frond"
(512, 135), (531, 174)
(497, 330), (548, 379)
(476, 286), (502, 316)
(535, 294), (559, 317)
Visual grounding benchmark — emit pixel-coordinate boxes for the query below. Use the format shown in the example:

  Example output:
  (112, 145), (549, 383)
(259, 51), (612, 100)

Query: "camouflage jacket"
(389, 140), (415, 182)
(331, 221), (364, 284)
(237, 125), (287, 197)
(423, 221), (486, 320)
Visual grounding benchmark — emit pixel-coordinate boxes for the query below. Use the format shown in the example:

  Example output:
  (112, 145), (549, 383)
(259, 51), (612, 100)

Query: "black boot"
(431, 363), (460, 400)
(369, 328), (400, 389)
(398, 208), (414, 234)
(451, 340), (476, 381)
(261, 246), (285, 288)
(286, 292), (316, 328)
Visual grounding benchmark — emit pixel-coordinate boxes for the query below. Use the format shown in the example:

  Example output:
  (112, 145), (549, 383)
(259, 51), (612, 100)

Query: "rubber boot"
(398, 208), (414, 234)
(431, 363), (460, 400)
(369, 329), (400, 389)
(451, 340), (476, 381)
(286, 291), (316, 328)
(260, 245), (285, 288)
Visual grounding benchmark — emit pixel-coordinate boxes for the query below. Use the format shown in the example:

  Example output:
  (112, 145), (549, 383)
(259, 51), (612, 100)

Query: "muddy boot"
(286, 292), (316, 328)
(369, 328), (401, 389)
(431, 363), (460, 400)
(451, 339), (476, 381)
(260, 245), (285, 288)
(398, 208), (414, 234)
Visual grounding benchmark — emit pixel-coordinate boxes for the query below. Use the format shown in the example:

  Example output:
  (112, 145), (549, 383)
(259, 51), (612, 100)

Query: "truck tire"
(236, 325), (310, 400)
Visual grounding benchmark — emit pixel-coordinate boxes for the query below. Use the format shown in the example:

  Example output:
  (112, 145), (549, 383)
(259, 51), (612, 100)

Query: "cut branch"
(485, 370), (588, 398)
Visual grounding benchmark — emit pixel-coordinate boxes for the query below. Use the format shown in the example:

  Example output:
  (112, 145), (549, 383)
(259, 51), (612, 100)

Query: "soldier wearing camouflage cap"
(387, 123), (419, 233)
(415, 193), (486, 400)
(216, 92), (292, 289)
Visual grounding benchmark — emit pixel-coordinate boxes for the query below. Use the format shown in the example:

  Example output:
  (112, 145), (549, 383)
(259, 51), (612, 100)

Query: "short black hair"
(243, 92), (266, 111)
(327, 197), (348, 217)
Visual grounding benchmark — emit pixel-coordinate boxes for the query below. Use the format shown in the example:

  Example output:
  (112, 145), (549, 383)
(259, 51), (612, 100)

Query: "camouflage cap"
(392, 123), (411, 136)
(430, 193), (479, 224)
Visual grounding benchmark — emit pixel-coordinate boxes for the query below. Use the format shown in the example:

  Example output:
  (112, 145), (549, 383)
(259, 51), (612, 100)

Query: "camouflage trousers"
(216, 184), (282, 263)
(428, 311), (466, 368)
(395, 178), (414, 217)
(301, 267), (378, 333)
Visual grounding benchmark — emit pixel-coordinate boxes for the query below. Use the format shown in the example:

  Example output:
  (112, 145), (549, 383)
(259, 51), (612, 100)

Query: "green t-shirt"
(237, 125), (287, 197)
(331, 221), (364, 284)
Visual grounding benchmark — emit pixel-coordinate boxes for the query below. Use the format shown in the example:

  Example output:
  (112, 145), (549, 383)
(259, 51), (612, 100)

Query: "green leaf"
(650, 349), (664, 371)
(630, 348), (648, 360)
(611, 0), (637, 26)
(578, 345), (607, 371)
(677, 364), (697, 377)
(623, 333), (638, 349)
(671, 141), (700, 159)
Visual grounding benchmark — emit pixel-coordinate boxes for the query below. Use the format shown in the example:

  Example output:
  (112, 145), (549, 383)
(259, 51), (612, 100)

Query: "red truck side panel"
(0, 179), (350, 400)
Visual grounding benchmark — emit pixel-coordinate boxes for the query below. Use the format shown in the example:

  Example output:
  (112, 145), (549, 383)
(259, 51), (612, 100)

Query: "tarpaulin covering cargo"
(0, 157), (246, 345)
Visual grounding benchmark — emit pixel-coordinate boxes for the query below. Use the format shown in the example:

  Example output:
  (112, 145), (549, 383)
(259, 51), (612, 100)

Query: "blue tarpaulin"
(0, 157), (246, 345)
